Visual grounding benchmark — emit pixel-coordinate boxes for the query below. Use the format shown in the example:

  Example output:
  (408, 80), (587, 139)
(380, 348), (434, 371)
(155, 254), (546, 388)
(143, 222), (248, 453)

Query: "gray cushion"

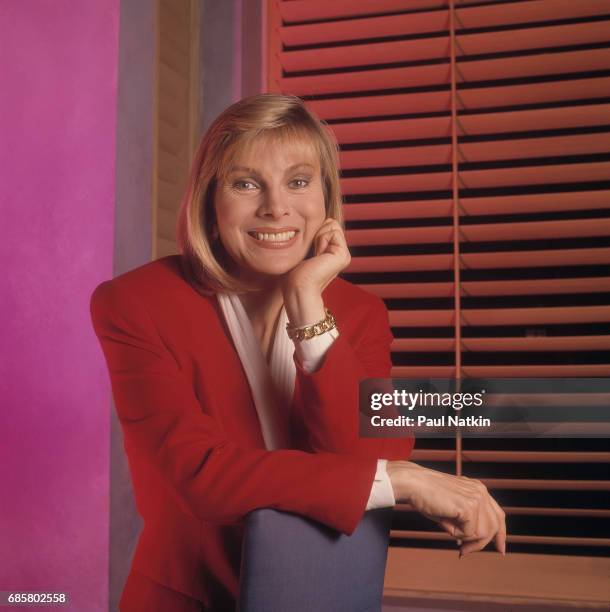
(237, 508), (393, 612)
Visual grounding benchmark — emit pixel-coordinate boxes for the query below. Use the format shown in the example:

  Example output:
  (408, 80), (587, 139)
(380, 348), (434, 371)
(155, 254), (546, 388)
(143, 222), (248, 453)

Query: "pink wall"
(0, 3), (119, 610)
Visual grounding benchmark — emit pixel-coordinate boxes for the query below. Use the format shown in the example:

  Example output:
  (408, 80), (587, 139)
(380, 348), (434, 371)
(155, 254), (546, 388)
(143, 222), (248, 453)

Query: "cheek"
(301, 189), (326, 219)
(215, 199), (247, 235)
(305, 200), (327, 230)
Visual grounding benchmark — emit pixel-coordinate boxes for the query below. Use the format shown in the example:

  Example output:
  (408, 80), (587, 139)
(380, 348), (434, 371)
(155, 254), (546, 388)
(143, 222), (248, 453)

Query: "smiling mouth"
(247, 230), (298, 242)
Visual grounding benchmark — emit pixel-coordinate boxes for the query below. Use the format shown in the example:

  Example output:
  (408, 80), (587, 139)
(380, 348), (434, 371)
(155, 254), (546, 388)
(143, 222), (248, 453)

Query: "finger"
(437, 518), (478, 541)
(459, 499), (498, 556)
(455, 499), (480, 540)
(460, 530), (494, 556)
(317, 228), (346, 256)
(489, 496), (507, 555)
(437, 518), (463, 538)
(317, 218), (337, 235)
(315, 230), (333, 255)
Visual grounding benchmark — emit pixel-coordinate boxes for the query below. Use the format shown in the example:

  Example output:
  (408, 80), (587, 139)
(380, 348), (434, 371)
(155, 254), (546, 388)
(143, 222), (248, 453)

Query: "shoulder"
(90, 255), (215, 320)
(107, 255), (187, 291)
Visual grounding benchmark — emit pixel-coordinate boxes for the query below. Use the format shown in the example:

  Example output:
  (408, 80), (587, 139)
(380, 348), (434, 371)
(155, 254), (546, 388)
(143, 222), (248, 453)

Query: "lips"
(246, 229), (299, 249)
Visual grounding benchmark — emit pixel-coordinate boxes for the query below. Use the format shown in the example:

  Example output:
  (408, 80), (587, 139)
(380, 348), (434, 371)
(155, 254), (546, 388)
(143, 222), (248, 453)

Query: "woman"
(90, 93), (506, 612)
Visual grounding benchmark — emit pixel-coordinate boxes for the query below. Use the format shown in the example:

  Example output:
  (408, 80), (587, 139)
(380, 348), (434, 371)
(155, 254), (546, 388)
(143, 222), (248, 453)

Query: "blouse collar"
(216, 292), (294, 450)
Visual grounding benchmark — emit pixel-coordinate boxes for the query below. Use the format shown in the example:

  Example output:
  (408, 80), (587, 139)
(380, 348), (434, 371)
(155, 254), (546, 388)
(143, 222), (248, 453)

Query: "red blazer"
(90, 254), (414, 611)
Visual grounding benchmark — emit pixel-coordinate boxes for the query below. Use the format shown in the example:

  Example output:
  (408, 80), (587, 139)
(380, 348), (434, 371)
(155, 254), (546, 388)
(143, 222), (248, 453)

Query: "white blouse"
(216, 292), (395, 511)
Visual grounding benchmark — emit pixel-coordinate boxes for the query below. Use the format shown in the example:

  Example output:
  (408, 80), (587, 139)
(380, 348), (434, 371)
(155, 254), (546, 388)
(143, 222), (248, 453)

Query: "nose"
(257, 185), (289, 219)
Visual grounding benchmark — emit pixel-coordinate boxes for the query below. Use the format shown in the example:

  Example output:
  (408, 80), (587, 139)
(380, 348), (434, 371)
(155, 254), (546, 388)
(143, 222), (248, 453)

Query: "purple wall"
(0, 3), (119, 610)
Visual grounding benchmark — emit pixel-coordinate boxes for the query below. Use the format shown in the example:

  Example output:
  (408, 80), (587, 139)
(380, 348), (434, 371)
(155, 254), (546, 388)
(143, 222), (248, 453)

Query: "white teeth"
(252, 231), (296, 242)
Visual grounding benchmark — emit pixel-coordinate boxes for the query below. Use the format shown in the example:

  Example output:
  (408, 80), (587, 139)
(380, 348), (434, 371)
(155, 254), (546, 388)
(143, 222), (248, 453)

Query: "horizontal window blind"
(267, 0), (610, 602)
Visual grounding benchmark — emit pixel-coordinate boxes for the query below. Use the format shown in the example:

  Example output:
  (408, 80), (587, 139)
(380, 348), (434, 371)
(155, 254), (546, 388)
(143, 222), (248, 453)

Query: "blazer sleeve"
(290, 292), (415, 460)
(90, 279), (377, 535)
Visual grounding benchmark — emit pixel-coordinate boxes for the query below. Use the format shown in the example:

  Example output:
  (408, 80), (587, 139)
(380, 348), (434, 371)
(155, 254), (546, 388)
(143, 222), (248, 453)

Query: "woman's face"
(213, 137), (327, 286)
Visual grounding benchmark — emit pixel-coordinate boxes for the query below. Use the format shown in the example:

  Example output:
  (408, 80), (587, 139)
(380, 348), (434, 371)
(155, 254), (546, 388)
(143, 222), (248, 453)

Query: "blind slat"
(392, 366), (456, 377)
(341, 161), (610, 194)
(462, 277), (610, 296)
(463, 364), (610, 377)
(340, 133), (610, 168)
(305, 76), (610, 120)
(282, 37), (449, 73)
(281, 64), (450, 96)
(349, 247), (610, 272)
(390, 305), (610, 326)
(344, 200), (453, 220)
(461, 247), (610, 270)
(456, 0), (610, 31)
(281, 11), (448, 46)
(392, 338), (455, 351)
(390, 310), (454, 326)
(347, 226), (453, 244)
(360, 282), (455, 297)
(281, 48), (610, 96)
(349, 254), (454, 272)
(340, 144), (452, 169)
(461, 304), (610, 325)
(460, 190), (610, 216)
(363, 277), (610, 298)
(281, 0), (610, 44)
(393, 336), (610, 352)
(391, 531), (610, 546)
(280, 0), (448, 24)
(344, 191), (610, 221)
(408, 449), (610, 462)
(460, 336), (610, 351)
(347, 218), (610, 245)
(461, 217), (610, 242)
(333, 104), (610, 144)
(282, 21), (610, 73)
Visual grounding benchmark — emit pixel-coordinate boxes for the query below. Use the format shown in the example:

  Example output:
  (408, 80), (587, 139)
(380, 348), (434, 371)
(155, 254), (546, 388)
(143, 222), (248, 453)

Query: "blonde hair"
(176, 93), (344, 295)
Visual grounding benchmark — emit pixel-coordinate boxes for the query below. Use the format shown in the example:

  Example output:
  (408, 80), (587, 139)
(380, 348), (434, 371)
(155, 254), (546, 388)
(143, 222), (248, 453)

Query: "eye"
(290, 178), (310, 189)
(233, 180), (257, 191)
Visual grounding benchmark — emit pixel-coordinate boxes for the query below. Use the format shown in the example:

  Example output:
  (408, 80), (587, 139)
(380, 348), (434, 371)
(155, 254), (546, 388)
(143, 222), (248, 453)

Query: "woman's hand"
(387, 460), (507, 558)
(281, 218), (351, 328)
(283, 218), (351, 295)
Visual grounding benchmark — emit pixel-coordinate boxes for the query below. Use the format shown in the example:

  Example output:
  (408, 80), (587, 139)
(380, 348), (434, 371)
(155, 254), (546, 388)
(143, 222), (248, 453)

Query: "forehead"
(224, 133), (321, 175)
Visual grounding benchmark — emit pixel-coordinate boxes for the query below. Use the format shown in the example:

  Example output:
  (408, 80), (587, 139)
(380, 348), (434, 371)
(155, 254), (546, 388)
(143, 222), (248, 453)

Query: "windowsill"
(383, 547), (610, 610)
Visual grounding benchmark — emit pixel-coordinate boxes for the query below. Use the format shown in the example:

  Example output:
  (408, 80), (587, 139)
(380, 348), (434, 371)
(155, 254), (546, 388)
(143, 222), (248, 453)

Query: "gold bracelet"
(286, 308), (337, 341)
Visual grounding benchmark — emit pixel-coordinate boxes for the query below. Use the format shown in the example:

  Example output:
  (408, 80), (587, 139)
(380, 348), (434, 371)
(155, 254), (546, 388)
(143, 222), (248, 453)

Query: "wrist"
(386, 460), (421, 503)
(283, 284), (324, 329)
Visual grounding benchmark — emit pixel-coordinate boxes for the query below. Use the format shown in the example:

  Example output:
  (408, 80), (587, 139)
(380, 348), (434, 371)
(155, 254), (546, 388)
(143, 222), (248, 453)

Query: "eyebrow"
(227, 163), (316, 176)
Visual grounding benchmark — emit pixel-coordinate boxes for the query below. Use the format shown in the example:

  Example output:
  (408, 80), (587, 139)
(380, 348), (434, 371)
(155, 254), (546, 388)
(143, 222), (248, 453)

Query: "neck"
(238, 284), (284, 335)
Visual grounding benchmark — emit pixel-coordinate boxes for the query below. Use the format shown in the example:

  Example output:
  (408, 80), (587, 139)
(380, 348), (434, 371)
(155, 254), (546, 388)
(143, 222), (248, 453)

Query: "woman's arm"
(287, 289), (415, 461)
(283, 289), (505, 556)
(282, 218), (506, 556)
(90, 279), (378, 536)
(281, 218), (413, 460)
